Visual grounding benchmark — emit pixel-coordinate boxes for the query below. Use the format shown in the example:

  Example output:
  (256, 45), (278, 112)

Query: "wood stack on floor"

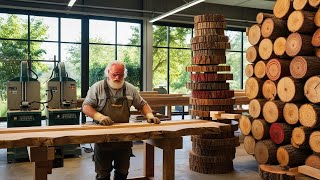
(187, 14), (240, 174)
(242, 0), (320, 179)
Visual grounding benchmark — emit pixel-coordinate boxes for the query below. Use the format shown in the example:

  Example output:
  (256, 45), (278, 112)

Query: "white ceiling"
(205, 0), (275, 10)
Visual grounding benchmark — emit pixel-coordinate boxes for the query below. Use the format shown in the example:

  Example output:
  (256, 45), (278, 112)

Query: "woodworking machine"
(6, 61), (42, 163)
(45, 62), (81, 165)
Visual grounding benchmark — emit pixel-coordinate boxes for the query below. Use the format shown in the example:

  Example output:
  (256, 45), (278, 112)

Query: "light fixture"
(149, 0), (205, 23)
(68, 0), (77, 7)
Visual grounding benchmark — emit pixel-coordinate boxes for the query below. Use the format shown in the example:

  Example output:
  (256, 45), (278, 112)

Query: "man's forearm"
(82, 104), (99, 119)
(141, 103), (154, 118)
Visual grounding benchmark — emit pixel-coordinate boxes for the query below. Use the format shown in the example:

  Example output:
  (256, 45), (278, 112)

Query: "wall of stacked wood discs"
(187, 14), (240, 174)
(241, 0), (320, 178)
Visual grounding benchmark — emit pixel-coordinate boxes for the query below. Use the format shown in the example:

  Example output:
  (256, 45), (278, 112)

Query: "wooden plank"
(220, 113), (242, 119)
(298, 165), (320, 179)
(144, 137), (182, 150)
(0, 120), (229, 148)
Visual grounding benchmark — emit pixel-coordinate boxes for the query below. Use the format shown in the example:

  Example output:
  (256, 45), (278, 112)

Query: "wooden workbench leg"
(28, 146), (55, 180)
(144, 142), (154, 178)
(163, 149), (175, 180)
(167, 106), (172, 119)
(33, 161), (49, 180)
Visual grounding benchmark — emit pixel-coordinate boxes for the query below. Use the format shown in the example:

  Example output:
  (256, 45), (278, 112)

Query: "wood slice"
(186, 65), (231, 72)
(191, 35), (229, 44)
(244, 135), (256, 155)
(308, 0), (320, 7)
(248, 24), (262, 46)
(254, 60), (268, 79)
(259, 38), (276, 60)
(310, 131), (320, 153)
(312, 28), (320, 47)
(288, 10), (316, 33)
(186, 82), (229, 90)
(266, 58), (291, 81)
(316, 8), (320, 27)
(283, 103), (301, 125)
(290, 56), (320, 79)
(292, 126), (312, 146)
(263, 100), (285, 123)
(245, 77), (264, 99)
(191, 42), (231, 50)
(191, 90), (234, 99)
(274, 37), (289, 57)
(194, 130), (234, 139)
(256, 12), (275, 24)
(193, 105), (234, 112)
(246, 46), (260, 63)
(189, 157), (233, 174)
(299, 103), (320, 128)
(252, 119), (270, 140)
(192, 143), (236, 156)
(291, 137), (300, 148)
(192, 55), (226, 65)
(191, 136), (240, 149)
(276, 144), (310, 167)
(259, 164), (300, 180)
(249, 99), (267, 118)
(274, 0), (294, 19)
(190, 98), (235, 106)
(239, 115), (253, 136)
(294, 0), (317, 10)
(262, 80), (277, 100)
(193, 49), (226, 56)
(305, 154), (320, 170)
(304, 75), (320, 103)
(255, 140), (278, 164)
(194, 14), (226, 23)
(191, 73), (233, 82)
(245, 64), (254, 78)
(261, 18), (289, 40)
(277, 76), (305, 102)
(194, 29), (225, 37)
(286, 32), (314, 57)
(316, 47), (320, 57)
(270, 123), (293, 145)
(194, 22), (227, 30)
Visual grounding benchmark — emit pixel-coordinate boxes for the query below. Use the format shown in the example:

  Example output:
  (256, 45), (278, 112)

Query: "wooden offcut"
(305, 154), (320, 170)
(298, 165), (320, 180)
(299, 103), (320, 128)
(273, 0), (294, 19)
(276, 144), (310, 167)
(283, 103), (301, 125)
(262, 80), (277, 100)
(290, 56), (320, 79)
(287, 10), (316, 33)
(277, 76), (305, 102)
(255, 140), (278, 164)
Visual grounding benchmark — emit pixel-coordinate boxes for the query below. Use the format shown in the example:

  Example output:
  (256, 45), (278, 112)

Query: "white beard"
(108, 79), (125, 89)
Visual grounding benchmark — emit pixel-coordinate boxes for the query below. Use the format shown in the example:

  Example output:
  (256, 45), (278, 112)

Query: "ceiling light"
(149, 0), (205, 23)
(68, 0), (77, 7)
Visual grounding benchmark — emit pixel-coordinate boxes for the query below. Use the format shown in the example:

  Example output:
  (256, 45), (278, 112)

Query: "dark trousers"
(94, 143), (132, 180)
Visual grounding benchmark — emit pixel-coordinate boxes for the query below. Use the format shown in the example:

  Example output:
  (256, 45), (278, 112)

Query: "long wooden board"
(0, 120), (230, 148)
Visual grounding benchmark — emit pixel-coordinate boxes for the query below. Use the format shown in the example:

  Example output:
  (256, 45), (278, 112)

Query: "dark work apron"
(95, 80), (133, 150)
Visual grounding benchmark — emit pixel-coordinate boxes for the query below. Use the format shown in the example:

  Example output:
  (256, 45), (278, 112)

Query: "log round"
(292, 126), (311, 146)
(305, 154), (320, 170)
(255, 140), (278, 164)
(248, 24), (262, 46)
(245, 64), (254, 78)
(269, 123), (293, 145)
(263, 100), (285, 123)
(254, 60), (267, 79)
(290, 56), (320, 79)
(273, 0), (294, 19)
(308, 0), (320, 8)
(262, 80), (277, 100)
(316, 47), (320, 58)
(315, 8), (320, 27)
(276, 144), (310, 167)
(277, 76), (305, 102)
(312, 28), (320, 47)
(304, 75), (320, 103)
(245, 77), (264, 99)
(259, 38), (275, 60)
(299, 103), (320, 128)
(310, 131), (320, 153)
(256, 13), (275, 24)
(252, 119), (270, 140)
(274, 37), (288, 57)
(283, 103), (300, 125)
(287, 10), (316, 33)
(239, 115), (253, 136)
(249, 99), (267, 118)
(261, 18), (289, 40)
(286, 33), (313, 57)
(266, 58), (291, 81)
(246, 46), (260, 63)
(244, 135), (256, 155)
(293, 0), (311, 10)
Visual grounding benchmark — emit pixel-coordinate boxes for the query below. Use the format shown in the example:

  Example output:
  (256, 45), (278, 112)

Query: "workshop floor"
(0, 116), (262, 180)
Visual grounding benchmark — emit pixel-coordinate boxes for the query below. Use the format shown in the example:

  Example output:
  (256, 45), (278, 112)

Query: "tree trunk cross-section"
(287, 10), (316, 33)
(261, 18), (289, 40)
(249, 99), (267, 118)
(315, 8), (320, 27)
(239, 115), (253, 136)
(248, 24), (262, 46)
(270, 123), (293, 145)
(286, 33), (314, 57)
(312, 28), (320, 47)
(299, 103), (320, 128)
(254, 60), (267, 79)
(266, 58), (291, 81)
(244, 135), (256, 155)
(274, 37), (288, 57)
(255, 140), (278, 164)
(245, 64), (254, 78)
(246, 46), (260, 63)
(277, 76), (305, 102)
(292, 126), (311, 146)
(310, 131), (320, 153)
(256, 12), (275, 24)
(262, 80), (277, 100)
(290, 56), (320, 79)
(305, 154), (320, 170)
(273, 0), (294, 19)
(251, 119), (270, 140)
(245, 77), (264, 99)
(276, 144), (310, 167)
(304, 75), (320, 103)
(263, 100), (285, 123)
(259, 38), (276, 60)
(308, 0), (320, 8)
(283, 103), (301, 125)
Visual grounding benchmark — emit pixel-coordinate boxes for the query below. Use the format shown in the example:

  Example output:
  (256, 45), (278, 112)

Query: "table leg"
(163, 149), (175, 180)
(144, 143), (154, 178)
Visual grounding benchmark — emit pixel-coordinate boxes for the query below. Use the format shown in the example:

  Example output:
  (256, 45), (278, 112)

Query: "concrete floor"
(0, 136), (261, 180)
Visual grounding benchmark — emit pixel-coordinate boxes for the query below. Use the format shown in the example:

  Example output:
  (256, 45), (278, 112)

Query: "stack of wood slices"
(242, 0), (320, 179)
(187, 14), (240, 174)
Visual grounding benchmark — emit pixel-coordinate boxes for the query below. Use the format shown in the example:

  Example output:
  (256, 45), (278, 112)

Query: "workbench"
(0, 119), (230, 180)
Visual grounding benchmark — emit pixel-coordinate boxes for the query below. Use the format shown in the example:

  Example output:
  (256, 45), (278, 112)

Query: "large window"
(89, 20), (142, 88)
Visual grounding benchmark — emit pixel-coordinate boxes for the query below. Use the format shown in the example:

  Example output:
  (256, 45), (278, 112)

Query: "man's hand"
(93, 112), (114, 126)
(146, 113), (161, 124)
